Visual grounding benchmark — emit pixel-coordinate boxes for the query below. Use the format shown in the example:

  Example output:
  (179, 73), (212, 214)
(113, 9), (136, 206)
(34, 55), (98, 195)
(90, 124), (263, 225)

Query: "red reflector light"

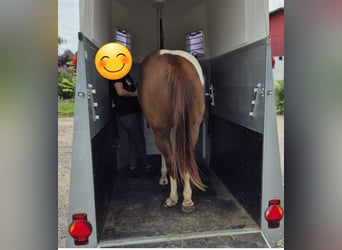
(69, 213), (92, 245)
(265, 199), (283, 228)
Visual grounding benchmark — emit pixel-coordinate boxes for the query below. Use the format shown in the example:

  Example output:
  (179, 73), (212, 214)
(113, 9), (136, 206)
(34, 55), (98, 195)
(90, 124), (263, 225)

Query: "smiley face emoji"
(95, 42), (133, 80)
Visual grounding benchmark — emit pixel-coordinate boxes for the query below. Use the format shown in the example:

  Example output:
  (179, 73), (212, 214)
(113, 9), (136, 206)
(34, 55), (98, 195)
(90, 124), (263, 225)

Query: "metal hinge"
(205, 84), (215, 106)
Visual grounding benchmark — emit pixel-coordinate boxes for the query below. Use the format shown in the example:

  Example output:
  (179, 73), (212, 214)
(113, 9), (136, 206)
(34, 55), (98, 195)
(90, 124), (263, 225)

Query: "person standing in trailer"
(95, 42), (157, 177)
(111, 73), (157, 177)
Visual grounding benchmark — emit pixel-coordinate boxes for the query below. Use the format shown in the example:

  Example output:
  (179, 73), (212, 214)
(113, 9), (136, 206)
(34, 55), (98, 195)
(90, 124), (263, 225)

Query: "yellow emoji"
(95, 42), (133, 80)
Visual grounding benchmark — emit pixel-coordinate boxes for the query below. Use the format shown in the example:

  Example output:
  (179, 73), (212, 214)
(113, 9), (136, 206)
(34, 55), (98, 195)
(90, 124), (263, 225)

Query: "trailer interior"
(67, 0), (284, 248)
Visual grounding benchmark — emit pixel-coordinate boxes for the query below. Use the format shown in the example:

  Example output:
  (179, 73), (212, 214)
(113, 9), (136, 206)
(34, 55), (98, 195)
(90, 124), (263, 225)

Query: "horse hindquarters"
(139, 50), (205, 211)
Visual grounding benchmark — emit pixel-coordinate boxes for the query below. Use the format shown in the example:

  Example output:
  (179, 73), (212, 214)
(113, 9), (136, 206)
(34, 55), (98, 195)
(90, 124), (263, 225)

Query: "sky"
(269, 0), (284, 12)
(58, 0), (284, 55)
(58, 0), (79, 54)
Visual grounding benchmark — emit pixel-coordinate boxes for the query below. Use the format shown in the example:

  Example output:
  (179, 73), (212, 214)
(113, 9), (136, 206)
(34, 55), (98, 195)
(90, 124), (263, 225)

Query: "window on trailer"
(186, 30), (204, 57)
(115, 28), (132, 50)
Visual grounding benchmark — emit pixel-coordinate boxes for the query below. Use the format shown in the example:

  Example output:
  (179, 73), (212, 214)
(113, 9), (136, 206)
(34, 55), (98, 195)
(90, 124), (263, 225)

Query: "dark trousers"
(116, 112), (149, 169)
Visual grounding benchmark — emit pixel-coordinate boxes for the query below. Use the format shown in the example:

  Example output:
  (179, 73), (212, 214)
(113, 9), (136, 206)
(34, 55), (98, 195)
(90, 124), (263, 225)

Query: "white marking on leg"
(164, 176), (178, 207)
(182, 173), (194, 208)
(159, 49), (204, 85)
(159, 155), (169, 186)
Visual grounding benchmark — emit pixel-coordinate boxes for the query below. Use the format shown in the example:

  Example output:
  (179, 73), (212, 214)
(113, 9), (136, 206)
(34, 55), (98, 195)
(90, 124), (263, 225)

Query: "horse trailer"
(67, 0), (284, 247)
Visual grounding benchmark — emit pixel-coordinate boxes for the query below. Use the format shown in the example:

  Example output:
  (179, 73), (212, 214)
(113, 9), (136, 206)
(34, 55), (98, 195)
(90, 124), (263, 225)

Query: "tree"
(58, 36), (66, 45)
(58, 49), (73, 67)
(58, 37), (76, 99)
(58, 61), (76, 99)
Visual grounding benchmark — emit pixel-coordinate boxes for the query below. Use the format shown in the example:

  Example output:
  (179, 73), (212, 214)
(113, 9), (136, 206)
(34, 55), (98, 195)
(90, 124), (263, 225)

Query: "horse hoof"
(159, 176), (169, 186)
(164, 198), (177, 207)
(182, 204), (195, 213)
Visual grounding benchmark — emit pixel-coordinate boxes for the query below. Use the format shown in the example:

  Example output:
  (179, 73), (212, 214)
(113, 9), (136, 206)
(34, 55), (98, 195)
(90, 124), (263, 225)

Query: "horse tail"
(166, 57), (206, 191)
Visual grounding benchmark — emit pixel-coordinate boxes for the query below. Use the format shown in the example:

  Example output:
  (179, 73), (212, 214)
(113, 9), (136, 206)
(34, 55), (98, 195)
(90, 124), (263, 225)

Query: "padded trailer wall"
(67, 0), (283, 247)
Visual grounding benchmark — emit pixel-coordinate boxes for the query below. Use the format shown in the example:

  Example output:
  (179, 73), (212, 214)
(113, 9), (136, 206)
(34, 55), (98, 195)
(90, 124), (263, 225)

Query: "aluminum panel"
(67, 38), (98, 248)
(260, 41), (284, 246)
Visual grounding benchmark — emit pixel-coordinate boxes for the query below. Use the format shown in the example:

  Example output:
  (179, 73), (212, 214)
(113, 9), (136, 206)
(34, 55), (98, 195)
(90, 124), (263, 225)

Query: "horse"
(138, 49), (206, 212)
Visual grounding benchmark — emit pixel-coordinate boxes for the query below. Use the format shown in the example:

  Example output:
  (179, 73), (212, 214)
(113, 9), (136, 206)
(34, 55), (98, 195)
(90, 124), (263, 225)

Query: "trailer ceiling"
(79, 0), (269, 61)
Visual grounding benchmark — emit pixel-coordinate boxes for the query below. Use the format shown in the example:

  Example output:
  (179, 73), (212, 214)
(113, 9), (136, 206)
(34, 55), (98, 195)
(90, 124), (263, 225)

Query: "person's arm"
(113, 81), (137, 97)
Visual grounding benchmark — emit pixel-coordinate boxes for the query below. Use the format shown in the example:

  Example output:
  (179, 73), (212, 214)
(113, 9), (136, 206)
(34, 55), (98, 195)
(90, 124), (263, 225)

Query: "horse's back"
(139, 51), (174, 128)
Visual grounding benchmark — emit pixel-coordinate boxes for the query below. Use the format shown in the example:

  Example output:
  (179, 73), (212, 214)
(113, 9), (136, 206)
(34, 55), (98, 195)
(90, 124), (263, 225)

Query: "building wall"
(272, 56), (284, 82)
(269, 9), (284, 56)
(270, 8), (284, 83)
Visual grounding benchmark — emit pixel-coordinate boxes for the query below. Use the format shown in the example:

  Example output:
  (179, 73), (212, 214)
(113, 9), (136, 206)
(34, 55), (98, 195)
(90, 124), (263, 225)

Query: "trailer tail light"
(265, 199), (283, 228)
(69, 213), (92, 245)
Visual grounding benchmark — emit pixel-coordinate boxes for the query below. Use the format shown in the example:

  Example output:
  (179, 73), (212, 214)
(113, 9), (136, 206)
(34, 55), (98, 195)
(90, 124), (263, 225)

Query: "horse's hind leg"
(154, 129), (178, 207)
(164, 176), (178, 207)
(181, 123), (202, 212)
(182, 173), (195, 212)
(159, 155), (168, 186)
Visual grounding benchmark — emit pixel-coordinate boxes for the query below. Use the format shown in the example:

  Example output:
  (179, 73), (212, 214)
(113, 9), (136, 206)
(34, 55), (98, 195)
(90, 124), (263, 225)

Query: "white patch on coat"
(159, 49), (204, 85)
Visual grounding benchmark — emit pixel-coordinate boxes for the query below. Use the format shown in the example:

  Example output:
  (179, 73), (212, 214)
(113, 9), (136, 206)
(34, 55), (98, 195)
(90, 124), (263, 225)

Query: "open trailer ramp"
(98, 166), (268, 248)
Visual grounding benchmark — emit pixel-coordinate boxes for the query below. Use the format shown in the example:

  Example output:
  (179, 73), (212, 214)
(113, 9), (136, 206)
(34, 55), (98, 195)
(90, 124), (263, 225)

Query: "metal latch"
(87, 83), (100, 122)
(249, 82), (264, 118)
(205, 84), (215, 106)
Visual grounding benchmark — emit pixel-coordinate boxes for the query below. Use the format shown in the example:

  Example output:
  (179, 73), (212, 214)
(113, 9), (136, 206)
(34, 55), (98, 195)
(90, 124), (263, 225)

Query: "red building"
(269, 8), (284, 57)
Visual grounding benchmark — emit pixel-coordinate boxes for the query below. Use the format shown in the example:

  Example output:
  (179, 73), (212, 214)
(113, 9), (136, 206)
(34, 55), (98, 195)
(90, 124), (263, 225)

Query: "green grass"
(58, 98), (75, 118)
